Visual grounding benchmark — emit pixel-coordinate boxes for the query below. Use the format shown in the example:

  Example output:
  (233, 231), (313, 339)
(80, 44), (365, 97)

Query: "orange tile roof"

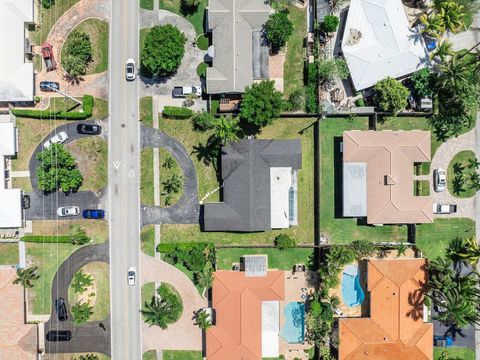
(206, 271), (285, 360)
(343, 130), (433, 224)
(339, 258), (433, 360)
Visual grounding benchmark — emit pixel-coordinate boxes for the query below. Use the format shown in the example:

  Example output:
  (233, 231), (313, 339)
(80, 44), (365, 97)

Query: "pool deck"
(279, 271), (316, 360)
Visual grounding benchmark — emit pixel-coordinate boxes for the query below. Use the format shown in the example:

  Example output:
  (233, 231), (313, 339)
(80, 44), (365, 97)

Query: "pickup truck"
(41, 42), (57, 72)
(433, 203), (457, 214)
(172, 86), (202, 98)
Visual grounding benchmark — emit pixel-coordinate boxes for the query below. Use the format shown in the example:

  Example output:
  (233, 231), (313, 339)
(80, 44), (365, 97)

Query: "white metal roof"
(0, 0), (34, 102)
(261, 301), (279, 358)
(270, 167), (292, 229)
(341, 0), (428, 90)
(0, 122), (17, 156)
(343, 162), (367, 217)
(0, 188), (22, 228)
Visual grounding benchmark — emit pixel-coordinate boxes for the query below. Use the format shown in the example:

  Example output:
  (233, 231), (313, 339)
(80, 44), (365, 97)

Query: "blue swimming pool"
(280, 302), (305, 344)
(341, 264), (365, 307)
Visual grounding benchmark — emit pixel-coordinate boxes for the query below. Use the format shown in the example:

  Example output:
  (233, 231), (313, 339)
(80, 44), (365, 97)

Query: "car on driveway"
(433, 203), (457, 214)
(125, 59), (136, 81)
(172, 86), (202, 97)
(77, 123), (101, 135)
(57, 206), (80, 217)
(83, 209), (105, 219)
(46, 330), (72, 342)
(55, 298), (68, 321)
(44, 131), (69, 149)
(22, 194), (30, 209)
(127, 266), (136, 286)
(39, 81), (60, 92)
(434, 168), (446, 192)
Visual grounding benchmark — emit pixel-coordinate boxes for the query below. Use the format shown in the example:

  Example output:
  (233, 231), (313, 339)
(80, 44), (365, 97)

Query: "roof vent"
(385, 175), (396, 185)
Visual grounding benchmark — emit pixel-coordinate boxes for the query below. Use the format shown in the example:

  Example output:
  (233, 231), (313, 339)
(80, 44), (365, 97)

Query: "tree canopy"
(239, 80), (283, 134)
(62, 30), (92, 77)
(141, 284), (183, 329)
(265, 11), (293, 54)
(141, 25), (187, 77)
(373, 77), (409, 115)
(322, 15), (339, 33)
(411, 68), (434, 98)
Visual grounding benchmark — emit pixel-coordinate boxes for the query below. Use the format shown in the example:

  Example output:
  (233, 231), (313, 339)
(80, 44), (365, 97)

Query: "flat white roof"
(343, 162), (367, 217)
(0, 0), (34, 102)
(0, 189), (22, 228)
(270, 167), (292, 229)
(0, 122), (17, 156)
(261, 301), (279, 358)
(341, 0), (428, 90)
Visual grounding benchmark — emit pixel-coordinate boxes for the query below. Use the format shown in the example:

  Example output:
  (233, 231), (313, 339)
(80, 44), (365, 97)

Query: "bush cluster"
(62, 30), (93, 77)
(274, 234), (297, 250)
(159, 242), (215, 272)
(12, 95), (94, 119)
(305, 62), (319, 113)
(162, 106), (193, 119)
(21, 235), (72, 243)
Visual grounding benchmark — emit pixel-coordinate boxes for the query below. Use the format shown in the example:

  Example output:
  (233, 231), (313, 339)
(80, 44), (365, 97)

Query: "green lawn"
(93, 98), (109, 119)
(320, 117), (408, 243)
(12, 177), (33, 193)
(140, 0), (154, 10)
(141, 282), (155, 322)
(141, 148), (154, 205)
(159, 0), (207, 35)
(160, 148), (184, 207)
(416, 218), (475, 259)
(32, 0), (81, 45)
(61, 18), (109, 75)
(447, 150), (477, 198)
(140, 97), (153, 127)
(283, 5), (307, 97)
(216, 248), (312, 270)
(141, 226), (156, 256)
(415, 180), (430, 196)
(434, 347), (475, 360)
(161, 118), (315, 245)
(162, 350), (203, 360)
(0, 243), (18, 265)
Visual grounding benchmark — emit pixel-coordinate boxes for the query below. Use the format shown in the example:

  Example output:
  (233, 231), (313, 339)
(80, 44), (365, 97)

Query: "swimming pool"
(341, 264), (365, 307)
(280, 302), (305, 344)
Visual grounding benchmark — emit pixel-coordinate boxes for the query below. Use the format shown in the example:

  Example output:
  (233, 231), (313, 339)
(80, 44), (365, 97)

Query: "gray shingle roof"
(203, 138), (302, 232)
(206, 0), (270, 94)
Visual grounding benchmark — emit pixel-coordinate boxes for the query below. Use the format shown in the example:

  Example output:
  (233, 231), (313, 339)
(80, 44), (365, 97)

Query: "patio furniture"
(232, 263), (240, 271)
(294, 264), (306, 272)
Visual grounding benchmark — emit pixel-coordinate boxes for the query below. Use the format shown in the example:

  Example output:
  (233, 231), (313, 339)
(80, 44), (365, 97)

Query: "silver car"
(125, 59), (136, 81)
(434, 168), (446, 192)
(127, 266), (136, 286)
(56, 206), (80, 217)
(44, 131), (69, 149)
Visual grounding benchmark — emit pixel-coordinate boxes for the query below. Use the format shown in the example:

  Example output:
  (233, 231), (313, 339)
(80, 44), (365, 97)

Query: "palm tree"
(71, 301), (94, 324)
(447, 237), (480, 266)
(194, 268), (213, 290)
(396, 242), (408, 257)
(436, 53), (470, 93)
(430, 39), (454, 62)
(213, 115), (240, 145)
(13, 266), (39, 288)
(437, 1), (466, 34)
(195, 310), (212, 330)
(62, 55), (87, 81)
(468, 157), (480, 170)
(163, 174), (183, 194)
(141, 284), (183, 329)
(420, 13), (445, 38)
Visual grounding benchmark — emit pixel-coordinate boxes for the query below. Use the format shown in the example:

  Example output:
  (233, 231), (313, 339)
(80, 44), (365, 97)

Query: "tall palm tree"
(430, 39), (454, 62)
(13, 266), (39, 288)
(437, 1), (466, 34)
(447, 237), (480, 266)
(141, 284), (183, 329)
(195, 310), (212, 330)
(436, 53), (470, 92)
(213, 115), (240, 145)
(194, 268), (213, 290)
(420, 13), (445, 38)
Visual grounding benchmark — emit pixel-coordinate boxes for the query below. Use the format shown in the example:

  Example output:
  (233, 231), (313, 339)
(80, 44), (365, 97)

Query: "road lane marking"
(113, 161), (121, 170)
(128, 169), (135, 178)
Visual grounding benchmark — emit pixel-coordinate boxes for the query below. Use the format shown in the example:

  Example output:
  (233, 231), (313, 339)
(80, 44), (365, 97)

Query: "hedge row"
(157, 242), (213, 253)
(11, 95), (94, 120)
(162, 106), (193, 119)
(21, 235), (72, 243)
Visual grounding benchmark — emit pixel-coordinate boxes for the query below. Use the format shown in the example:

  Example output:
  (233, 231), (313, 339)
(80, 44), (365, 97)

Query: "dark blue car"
(82, 209), (105, 219)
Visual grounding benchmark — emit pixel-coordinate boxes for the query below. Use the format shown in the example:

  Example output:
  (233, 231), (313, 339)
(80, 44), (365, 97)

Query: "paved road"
(108, 0), (142, 359)
(44, 242), (110, 355)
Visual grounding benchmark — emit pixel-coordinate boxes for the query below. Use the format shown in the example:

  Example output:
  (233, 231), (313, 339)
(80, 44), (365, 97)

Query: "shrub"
(42, 0), (55, 9)
(141, 283), (183, 329)
(162, 106), (193, 119)
(355, 97), (365, 107)
(71, 270), (94, 294)
(192, 110), (215, 131)
(274, 234), (297, 250)
(305, 62), (319, 113)
(265, 11), (294, 54)
(62, 30), (93, 77)
(411, 68), (433, 98)
(374, 77), (409, 115)
(196, 62), (208, 77)
(285, 89), (305, 112)
(322, 15), (339, 33)
(196, 35), (209, 51)
(21, 235), (72, 243)
(11, 95), (93, 119)
(71, 230), (91, 245)
(71, 301), (94, 324)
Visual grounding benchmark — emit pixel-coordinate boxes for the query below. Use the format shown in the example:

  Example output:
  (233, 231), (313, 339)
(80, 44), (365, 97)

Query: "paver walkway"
(140, 252), (206, 352)
(35, 0), (110, 99)
(430, 129), (476, 219)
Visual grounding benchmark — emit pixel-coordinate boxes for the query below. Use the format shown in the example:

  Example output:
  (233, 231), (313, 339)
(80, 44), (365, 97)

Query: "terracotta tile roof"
(206, 271), (285, 360)
(343, 130), (433, 224)
(339, 258), (433, 360)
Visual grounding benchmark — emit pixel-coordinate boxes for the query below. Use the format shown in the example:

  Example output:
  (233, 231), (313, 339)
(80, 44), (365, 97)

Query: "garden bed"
(447, 150), (478, 198)
(414, 180), (430, 196)
(141, 148), (154, 205)
(160, 148), (183, 207)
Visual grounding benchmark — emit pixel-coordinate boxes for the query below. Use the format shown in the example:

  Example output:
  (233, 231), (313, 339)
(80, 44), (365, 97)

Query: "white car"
(127, 267), (136, 286)
(433, 168), (446, 192)
(56, 206), (80, 217)
(125, 59), (136, 81)
(44, 131), (69, 149)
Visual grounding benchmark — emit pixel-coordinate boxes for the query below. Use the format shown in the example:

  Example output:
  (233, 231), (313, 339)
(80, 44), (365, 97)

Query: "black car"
(46, 330), (72, 342)
(39, 81), (60, 92)
(22, 194), (30, 209)
(77, 123), (102, 135)
(55, 298), (68, 321)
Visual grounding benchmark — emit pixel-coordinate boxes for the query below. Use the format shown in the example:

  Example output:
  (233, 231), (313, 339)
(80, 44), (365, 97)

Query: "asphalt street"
(108, 0), (142, 359)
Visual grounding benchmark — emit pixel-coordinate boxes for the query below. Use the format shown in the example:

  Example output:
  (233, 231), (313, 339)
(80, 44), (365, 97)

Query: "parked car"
(125, 59), (136, 81)
(56, 206), (80, 217)
(82, 209), (105, 219)
(433, 168), (446, 192)
(39, 81), (60, 92)
(22, 194), (30, 209)
(41, 42), (57, 71)
(77, 123), (101, 135)
(172, 86), (202, 98)
(127, 266), (136, 286)
(433, 203), (457, 214)
(43, 131), (69, 149)
(46, 330), (72, 342)
(55, 298), (68, 321)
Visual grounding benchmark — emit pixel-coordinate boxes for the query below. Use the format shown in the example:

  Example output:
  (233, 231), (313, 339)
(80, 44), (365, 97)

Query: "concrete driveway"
(25, 120), (106, 221)
(44, 241), (110, 356)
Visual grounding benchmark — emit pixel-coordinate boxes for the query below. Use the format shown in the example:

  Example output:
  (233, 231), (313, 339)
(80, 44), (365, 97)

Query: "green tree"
(71, 228), (91, 245)
(396, 242), (408, 257)
(141, 284), (183, 329)
(76, 355), (99, 360)
(42, 0), (55, 9)
(437, 1), (465, 34)
(447, 237), (480, 266)
(71, 270), (94, 294)
(317, 57), (349, 84)
(141, 25), (187, 77)
(62, 30), (92, 77)
(195, 310), (212, 330)
(373, 77), (409, 115)
(411, 68), (434, 98)
(431, 39), (454, 62)
(213, 115), (240, 145)
(436, 53), (470, 92)
(265, 11), (293, 54)
(192, 110), (215, 131)
(285, 89), (305, 112)
(239, 80), (283, 134)
(62, 55), (88, 78)
(322, 15), (339, 33)
(163, 155), (175, 169)
(13, 266), (39, 289)
(420, 13), (445, 38)
(71, 301), (94, 324)
(274, 234), (297, 250)
(163, 173), (183, 194)
(194, 268), (213, 290)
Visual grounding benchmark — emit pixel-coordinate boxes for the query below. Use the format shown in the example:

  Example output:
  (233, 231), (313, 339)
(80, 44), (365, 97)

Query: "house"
(0, 114), (22, 228)
(203, 139), (302, 232)
(206, 0), (270, 94)
(339, 258), (433, 360)
(0, 0), (35, 102)
(206, 257), (285, 359)
(342, 130), (433, 225)
(341, 0), (428, 90)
